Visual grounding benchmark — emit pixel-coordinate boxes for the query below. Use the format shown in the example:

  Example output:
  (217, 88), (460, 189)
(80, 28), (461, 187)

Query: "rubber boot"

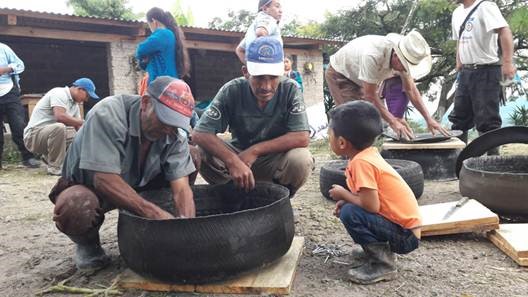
(67, 229), (111, 271)
(348, 245), (367, 268)
(348, 242), (396, 284)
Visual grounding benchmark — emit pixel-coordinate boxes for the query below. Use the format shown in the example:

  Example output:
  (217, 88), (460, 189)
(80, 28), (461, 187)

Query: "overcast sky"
(1, 0), (356, 26)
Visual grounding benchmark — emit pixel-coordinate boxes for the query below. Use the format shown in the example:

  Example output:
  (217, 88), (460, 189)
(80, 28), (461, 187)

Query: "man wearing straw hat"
(325, 30), (449, 140)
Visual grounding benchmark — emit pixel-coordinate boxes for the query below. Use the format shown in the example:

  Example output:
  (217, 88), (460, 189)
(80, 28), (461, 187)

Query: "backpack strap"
(458, 0), (486, 39)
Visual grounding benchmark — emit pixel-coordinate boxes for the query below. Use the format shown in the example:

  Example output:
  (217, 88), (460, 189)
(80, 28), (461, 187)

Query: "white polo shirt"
(24, 87), (80, 138)
(329, 35), (396, 86)
(452, 0), (508, 65)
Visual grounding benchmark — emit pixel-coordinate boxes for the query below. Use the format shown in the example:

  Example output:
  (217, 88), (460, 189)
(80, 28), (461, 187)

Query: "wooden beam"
(0, 26), (139, 43)
(284, 48), (321, 57)
(186, 40), (236, 52)
(7, 15), (17, 26)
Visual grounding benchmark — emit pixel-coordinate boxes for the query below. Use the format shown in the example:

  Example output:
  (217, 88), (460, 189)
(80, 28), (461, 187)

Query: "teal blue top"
(136, 28), (177, 82)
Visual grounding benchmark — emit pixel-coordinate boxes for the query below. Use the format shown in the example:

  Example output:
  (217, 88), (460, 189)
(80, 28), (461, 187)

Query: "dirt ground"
(1, 143), (527, 297)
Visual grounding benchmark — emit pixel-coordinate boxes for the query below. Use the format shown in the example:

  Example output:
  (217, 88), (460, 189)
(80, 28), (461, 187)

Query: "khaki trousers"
(325, 65), (364, 105)
(24, 123), (76, 169)
(199, 143), (314, 195)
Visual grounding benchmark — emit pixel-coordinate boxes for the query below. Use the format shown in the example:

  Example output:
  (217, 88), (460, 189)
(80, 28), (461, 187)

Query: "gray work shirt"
(194, 77), (309, 150)
(62, 94), (195, 188)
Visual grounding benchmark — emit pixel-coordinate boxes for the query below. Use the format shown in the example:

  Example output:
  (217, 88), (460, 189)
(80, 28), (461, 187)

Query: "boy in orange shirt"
(327, 101), (422, 284)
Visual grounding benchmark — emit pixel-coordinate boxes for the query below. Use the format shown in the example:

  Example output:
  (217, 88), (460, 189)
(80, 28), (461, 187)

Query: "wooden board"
(382, 137), (466, 150)
(116, 236), (305, 295)
(488, 224), (528, 266)
(420, 199), (499, 237)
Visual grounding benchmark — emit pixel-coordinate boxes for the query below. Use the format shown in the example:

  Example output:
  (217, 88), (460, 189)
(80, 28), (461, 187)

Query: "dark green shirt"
(194, 77), (309, 150)
(63, 95), (195, 188)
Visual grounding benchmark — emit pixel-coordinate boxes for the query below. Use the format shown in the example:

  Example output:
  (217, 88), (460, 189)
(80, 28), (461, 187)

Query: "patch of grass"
(509, 105), (528, 126)
(2, 147), (21, 164)
(309, 138), (332, 155)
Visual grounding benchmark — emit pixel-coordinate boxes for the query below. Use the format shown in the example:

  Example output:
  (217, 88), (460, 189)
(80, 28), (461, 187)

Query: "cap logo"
(158, 82), (194, 117)
(257, 45), (275, 62)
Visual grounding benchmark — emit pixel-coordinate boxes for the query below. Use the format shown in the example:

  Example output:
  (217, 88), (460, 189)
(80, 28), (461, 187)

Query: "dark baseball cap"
(146, 76), (195, 132)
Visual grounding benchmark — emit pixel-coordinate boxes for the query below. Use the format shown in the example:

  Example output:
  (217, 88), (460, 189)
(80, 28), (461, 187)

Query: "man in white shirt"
(448, 0), (515, 152)
(325, 31), (448, 140)
(24, 78), (99, 175)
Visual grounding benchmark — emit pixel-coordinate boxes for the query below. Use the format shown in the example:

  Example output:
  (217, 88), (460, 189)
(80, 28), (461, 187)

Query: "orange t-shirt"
(345, 147), (422, 229)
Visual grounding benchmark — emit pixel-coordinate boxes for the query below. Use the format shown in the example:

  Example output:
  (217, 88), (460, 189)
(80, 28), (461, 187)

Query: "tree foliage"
(171, 0), (194, 26)
(67, 0), (138, 20)
(209, 9), (255, 31)
(317, 0), (528, 120)
(208, 1), (528, 120)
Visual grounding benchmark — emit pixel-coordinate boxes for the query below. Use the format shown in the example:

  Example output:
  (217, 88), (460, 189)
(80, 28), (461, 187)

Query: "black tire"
(319, 159), (424, 200)
(381, 149), (460, 180)
(460, 155), (528, 216)
(319, 160), (349, 200)
(456, 126), (528, 177)
(118, 182), (294, 284)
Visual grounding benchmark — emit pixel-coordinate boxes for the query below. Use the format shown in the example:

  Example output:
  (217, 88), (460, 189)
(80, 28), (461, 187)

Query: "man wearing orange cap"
(48, 76), (197, 271)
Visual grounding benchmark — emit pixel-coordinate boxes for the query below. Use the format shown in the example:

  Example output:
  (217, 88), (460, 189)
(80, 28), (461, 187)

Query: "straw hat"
(386, 30), (432, 80)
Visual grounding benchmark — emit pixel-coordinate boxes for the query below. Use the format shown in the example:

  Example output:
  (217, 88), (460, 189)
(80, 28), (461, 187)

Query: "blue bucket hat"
(246, 36), (284, 76)
(73, 78), (100, 100)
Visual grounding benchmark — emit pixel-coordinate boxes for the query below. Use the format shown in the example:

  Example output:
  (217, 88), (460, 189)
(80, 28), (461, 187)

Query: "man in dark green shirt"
(49, 77), (196, 271)
(193, 36), (313, 196)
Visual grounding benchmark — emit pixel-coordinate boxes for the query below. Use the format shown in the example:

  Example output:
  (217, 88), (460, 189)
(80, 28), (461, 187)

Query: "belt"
(462, 63), (501, 70)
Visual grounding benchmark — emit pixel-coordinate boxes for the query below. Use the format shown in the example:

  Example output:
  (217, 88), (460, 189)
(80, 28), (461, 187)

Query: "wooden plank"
(117, 270), (195, 292)
(196, 237), (304, 295)
(420, 199), (499, 237)
(382, 137), (466, 150)
(488, 224), (528, 266)
(116, 236), (304, 295)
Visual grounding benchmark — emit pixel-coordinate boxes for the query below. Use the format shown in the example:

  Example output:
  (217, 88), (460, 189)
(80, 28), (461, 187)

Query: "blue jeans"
(339, 203), (419, 254)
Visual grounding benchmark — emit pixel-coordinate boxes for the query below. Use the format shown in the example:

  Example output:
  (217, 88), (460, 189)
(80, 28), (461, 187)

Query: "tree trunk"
(401, 0), (420, 34)
(434, 74), (457, 121)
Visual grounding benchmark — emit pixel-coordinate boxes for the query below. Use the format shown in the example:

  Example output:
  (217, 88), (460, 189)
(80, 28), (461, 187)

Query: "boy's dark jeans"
(0, 87), (35, 161)
(339, 203), (419, 254)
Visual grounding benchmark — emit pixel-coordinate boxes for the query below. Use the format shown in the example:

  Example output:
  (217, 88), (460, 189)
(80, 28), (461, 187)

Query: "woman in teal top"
(136, 7), (190, 83)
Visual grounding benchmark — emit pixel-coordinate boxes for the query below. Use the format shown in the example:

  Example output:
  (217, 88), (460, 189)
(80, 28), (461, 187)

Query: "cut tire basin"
(118, 182), (294, 284)
(460, 155), (528, 216)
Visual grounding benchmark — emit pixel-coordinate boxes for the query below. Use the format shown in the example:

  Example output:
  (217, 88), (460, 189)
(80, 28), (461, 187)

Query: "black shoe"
(22, 157), (40, 168)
